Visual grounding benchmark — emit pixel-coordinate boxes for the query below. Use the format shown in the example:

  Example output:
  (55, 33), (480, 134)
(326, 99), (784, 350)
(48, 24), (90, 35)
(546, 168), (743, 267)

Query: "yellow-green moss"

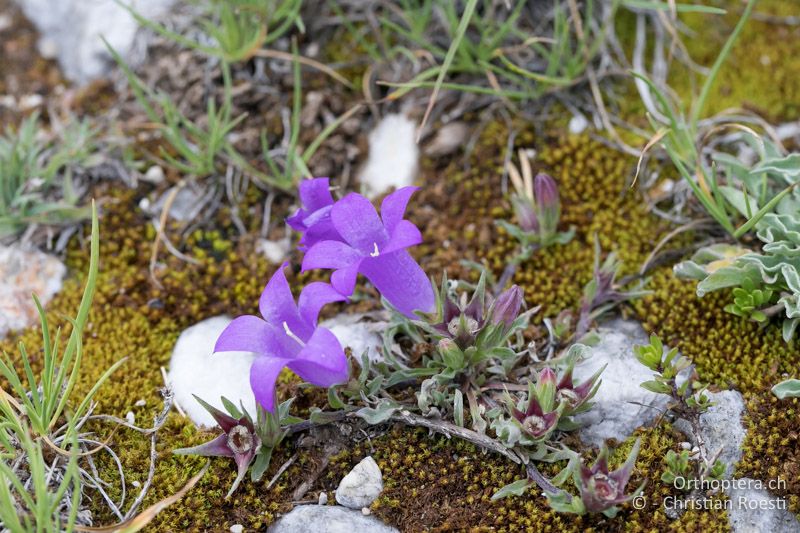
(633, 268), (800, 393)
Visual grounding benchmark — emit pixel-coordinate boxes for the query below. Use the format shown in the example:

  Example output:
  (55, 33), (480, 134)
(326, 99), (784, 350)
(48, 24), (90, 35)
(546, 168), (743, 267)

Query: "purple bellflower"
(300, 188), (435, 319)
(286, 177), (341, 250)
(214, 264), (348, 412)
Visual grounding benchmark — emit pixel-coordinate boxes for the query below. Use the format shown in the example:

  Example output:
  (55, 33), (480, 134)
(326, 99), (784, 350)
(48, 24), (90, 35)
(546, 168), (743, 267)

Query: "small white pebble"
(691, 446), (700, 454)
(125, 411), (135, 425)
(19, 94), (43, 110)
(143, 166), (165, 184)
(229, 525), (244, 533)
(361, 507), (371, 516)
(760, 55), (771, 66)
(680, 442), (691, 450)
(134, 399), (146, 407)
(568, 114), (589, 135)
(132, 480), (141, 488)
(318, 492), (328, 505)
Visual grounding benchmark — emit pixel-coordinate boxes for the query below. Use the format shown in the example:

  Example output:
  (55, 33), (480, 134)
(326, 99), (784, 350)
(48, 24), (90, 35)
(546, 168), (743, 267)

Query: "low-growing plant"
(120, 0), (304, 62)
(634, 335), (725, 485)
(675, 212), (800, 342)
(174, 396), (301, 497)
(0, 114), (96, 239)
(196, 176), (649, 520)
(632, 0), (797, 239)
(0, 204), (119, 529)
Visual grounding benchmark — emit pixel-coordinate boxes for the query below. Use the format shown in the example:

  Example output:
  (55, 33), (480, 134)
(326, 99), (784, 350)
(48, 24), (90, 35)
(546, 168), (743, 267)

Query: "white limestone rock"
(0, 245), (66, 339)
(335, 456), (384, 509)
(15, 0), (176, 83)
(268, 505), (397, 533)
(675, 390), (746, 476)
(727, 478), (799, 533)
(167, 316), (256, 427)
(572, 318), (671, 447)
(320, 313), (384, 365)
(358, 114), (419, 199)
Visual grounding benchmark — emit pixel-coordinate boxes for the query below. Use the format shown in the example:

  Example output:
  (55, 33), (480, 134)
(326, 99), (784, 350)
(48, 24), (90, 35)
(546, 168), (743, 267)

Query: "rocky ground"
(1, 0), (800, 531)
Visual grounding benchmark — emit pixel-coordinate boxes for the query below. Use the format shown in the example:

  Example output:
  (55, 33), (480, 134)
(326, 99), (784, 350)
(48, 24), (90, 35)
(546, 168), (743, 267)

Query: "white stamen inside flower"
(227, 425), (256, 454)
(370, 242), (380, 257)
(283, 321), (306, 347)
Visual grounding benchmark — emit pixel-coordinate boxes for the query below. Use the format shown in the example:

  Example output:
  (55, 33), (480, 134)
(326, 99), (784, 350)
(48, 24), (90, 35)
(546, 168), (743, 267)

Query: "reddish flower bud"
(491, 285), (524, 328)
(534, 173), (560, 235)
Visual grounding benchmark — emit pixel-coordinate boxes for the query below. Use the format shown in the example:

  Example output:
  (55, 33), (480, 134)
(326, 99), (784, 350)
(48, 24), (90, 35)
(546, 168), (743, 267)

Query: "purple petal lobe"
(302, 241), (363, 271)
(331, 193), (389, 253)
(214, 316), (275, 355)
(299, 177), (333, 212)
(258, 266), (309, 339)
(330, 261), (362, 296)
(383, 220), (423, 254)
(360, 250), (434, 318)
(381, 186), (418, 233)
(287, 327), (348, 387)
(250, 355), (290, 412)
(298, 282), (347, 325)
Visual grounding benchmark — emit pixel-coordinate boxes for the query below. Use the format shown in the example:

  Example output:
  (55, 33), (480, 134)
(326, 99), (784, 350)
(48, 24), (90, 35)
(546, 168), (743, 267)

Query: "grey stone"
(727, 478), (799, 533)
(268, 505), (398, 533)
(0, 244), (66, 339)
(675, 390), (746, 476)
(15, 0), (176, 82)
(572, 318), (671, 446)
(150, 185), (209, 222)
(335, 456), (384, 509)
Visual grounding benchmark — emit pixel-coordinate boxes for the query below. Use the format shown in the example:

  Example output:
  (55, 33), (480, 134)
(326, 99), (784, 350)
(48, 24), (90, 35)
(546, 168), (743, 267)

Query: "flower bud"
(491, 285), (524, 328)
(534, 173), (560, 236)
(536, 368), (558, 412)
(438, 338), (465, 370)
(511, 195), (539, 233)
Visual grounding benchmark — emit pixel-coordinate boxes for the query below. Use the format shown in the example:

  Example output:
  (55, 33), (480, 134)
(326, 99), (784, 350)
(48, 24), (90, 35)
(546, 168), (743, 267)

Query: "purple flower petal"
(330, 261), (362, 296)
(214, 315), (276, 355)
(302, 241), (363, 271)
(381, 186), (418, 233)
(299, 177), (334, 212)
(383, 220), (423, 254)
(331, 193), (389, 254)
(250, 355), (290, 412)
(298, 282), (347, 325)
(360, 250), (434, 317)
(258, 265), (310, 339)
(287, 327), (348, 387)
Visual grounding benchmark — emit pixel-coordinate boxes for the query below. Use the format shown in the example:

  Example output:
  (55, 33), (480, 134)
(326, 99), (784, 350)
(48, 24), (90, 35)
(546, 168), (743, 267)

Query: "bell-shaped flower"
(173, 396), (262, 497)
(214, 265), (348, 412)
(577, 438), (643, 514)
(286, 177), (341, 250)
(301, 188), (434, 318)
